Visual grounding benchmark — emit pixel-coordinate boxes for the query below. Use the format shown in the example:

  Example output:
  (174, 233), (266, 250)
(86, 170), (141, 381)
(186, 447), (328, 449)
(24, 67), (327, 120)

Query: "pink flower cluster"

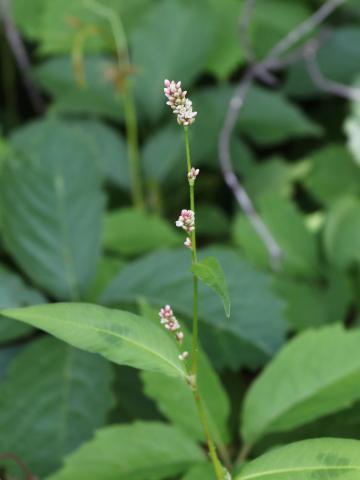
(188, 167), (200, 185)
(164, 79), (197, 126)
(159, 305), (188, 361)
(176, 209), (195, 233)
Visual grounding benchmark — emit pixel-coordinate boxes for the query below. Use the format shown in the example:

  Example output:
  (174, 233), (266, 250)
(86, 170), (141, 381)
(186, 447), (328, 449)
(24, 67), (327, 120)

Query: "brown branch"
(0, 453), (36, 480)
(219, 0), (348, 271)
(303, 38), (360, 101)
(0, 0), (44, 114)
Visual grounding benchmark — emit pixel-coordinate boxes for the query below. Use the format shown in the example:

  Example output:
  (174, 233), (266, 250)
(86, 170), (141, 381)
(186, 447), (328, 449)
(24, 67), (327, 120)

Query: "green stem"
(123, 79), (145, 210)
(85, 0), (145, 210)
(184, 126), (224, 480)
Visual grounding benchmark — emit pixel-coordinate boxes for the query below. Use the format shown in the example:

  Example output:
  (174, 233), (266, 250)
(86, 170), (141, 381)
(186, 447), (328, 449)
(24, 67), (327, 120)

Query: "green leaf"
(131, 0), (215, 122)
(141, 325), (230, 451)
(0, 265), (45, 342)
(190, 86), (321, 165)
(35, 56), (123, 121)
(1, 303), (186, 379)
(233, 196), (320, 277)
(69, 119), (130, 190)
(239, 86), (322, 145)
(102, 248), (286, 370)
(191, 256), (231, 317)
(285, 27), (360, 97)
(275, 272), (352, 331)
(236, 156), (296, 204)
(249, 0), (311, 59)
(181, 463), (215, 480)
(237, 438), (360, 480)
(103, 208), (180, 257)
(242, 325), (360, 445)
(204, 0), (244, 79)
(49, 422), (205, 480)
(0, 117), (105, 300)
(142, 123), (183, 183)
(323, 196), (360, 269)
(302, 145), (360, 205)
(0, 337), (114, 477)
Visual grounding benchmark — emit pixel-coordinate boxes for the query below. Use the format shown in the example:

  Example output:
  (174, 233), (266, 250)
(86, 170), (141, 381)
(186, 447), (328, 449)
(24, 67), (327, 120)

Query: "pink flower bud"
(184, 237), (192, 249)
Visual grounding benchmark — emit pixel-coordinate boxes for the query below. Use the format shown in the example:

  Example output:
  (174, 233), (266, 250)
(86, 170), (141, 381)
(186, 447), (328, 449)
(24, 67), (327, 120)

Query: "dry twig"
(219, 0), (352, 271)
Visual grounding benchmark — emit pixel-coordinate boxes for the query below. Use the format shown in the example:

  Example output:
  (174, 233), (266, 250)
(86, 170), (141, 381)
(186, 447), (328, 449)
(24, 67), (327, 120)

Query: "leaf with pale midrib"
(242, 325), (360, 445)
(1, 303), (186, 379)
(49, 422), (205, 480)
(0, 337), (114, 477)
(101, 248), (286, 369)
(237, 438), (360, 480)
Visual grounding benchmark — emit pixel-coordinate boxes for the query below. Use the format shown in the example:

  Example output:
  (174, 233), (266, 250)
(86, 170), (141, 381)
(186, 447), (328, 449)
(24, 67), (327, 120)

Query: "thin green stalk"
(184, 126), (225, 480)
(184, 127), (198, 374)
(85, 0), (145, 210)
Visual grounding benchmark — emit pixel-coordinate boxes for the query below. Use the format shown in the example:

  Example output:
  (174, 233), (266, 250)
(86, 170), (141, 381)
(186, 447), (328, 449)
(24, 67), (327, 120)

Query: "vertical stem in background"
(123, 79), (145, 210)
(183, 127), (225, 480)
(85, 0), (145, 210)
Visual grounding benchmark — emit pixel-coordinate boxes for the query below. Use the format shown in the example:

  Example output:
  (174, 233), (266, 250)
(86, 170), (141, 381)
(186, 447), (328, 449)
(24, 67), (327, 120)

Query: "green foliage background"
(0, 0), (360, 478)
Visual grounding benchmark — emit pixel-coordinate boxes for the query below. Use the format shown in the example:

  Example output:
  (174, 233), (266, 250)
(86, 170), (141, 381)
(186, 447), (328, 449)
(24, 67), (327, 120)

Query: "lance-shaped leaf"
(242, 325), (360, 446)
(0, 337), (114, 477)
(49, 422), (205, 480)
(101, 248), (286, 370)
(236, 438), (360, 480)
(191, 256), (230, 317)
(0, 303), (186, 379)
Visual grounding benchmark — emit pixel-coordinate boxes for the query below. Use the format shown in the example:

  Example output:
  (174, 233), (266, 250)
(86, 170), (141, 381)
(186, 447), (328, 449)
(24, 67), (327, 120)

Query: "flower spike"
(164, 79), (197, 126)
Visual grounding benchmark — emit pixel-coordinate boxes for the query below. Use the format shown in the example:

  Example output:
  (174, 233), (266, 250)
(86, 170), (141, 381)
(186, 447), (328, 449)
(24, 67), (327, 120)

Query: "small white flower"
(179, 351), (189, 361)
(176, 331), (184, 343)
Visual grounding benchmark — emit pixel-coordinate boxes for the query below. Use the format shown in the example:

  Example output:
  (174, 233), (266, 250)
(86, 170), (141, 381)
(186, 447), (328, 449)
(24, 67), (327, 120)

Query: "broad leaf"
(35, 56), (123, 120)
(275, 273), (352, 331)
(191, 256), (231, 317)
(1, 303), (186, 378)
(232, 196), (320, 277)
(285, 27), (360, 97)
(0, 117), (105, 300)
(131, 0), (215, 122)
(239, 86), (322, 145)
(323, 196), (360, 268)
(49, 422), (205, 480)
(242, 325), (360, 445)
(0, 265), (44, 342)
(237, 438), (360, 480)
(101, 248), (286, 369)
(103, 208), (180, 257)
(69, 119), (130, 190)
(142, 123), (183, 183)
(0, 337), (114, 477)
(302, 145), (360, 205)
(181, 463), (215, 480)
